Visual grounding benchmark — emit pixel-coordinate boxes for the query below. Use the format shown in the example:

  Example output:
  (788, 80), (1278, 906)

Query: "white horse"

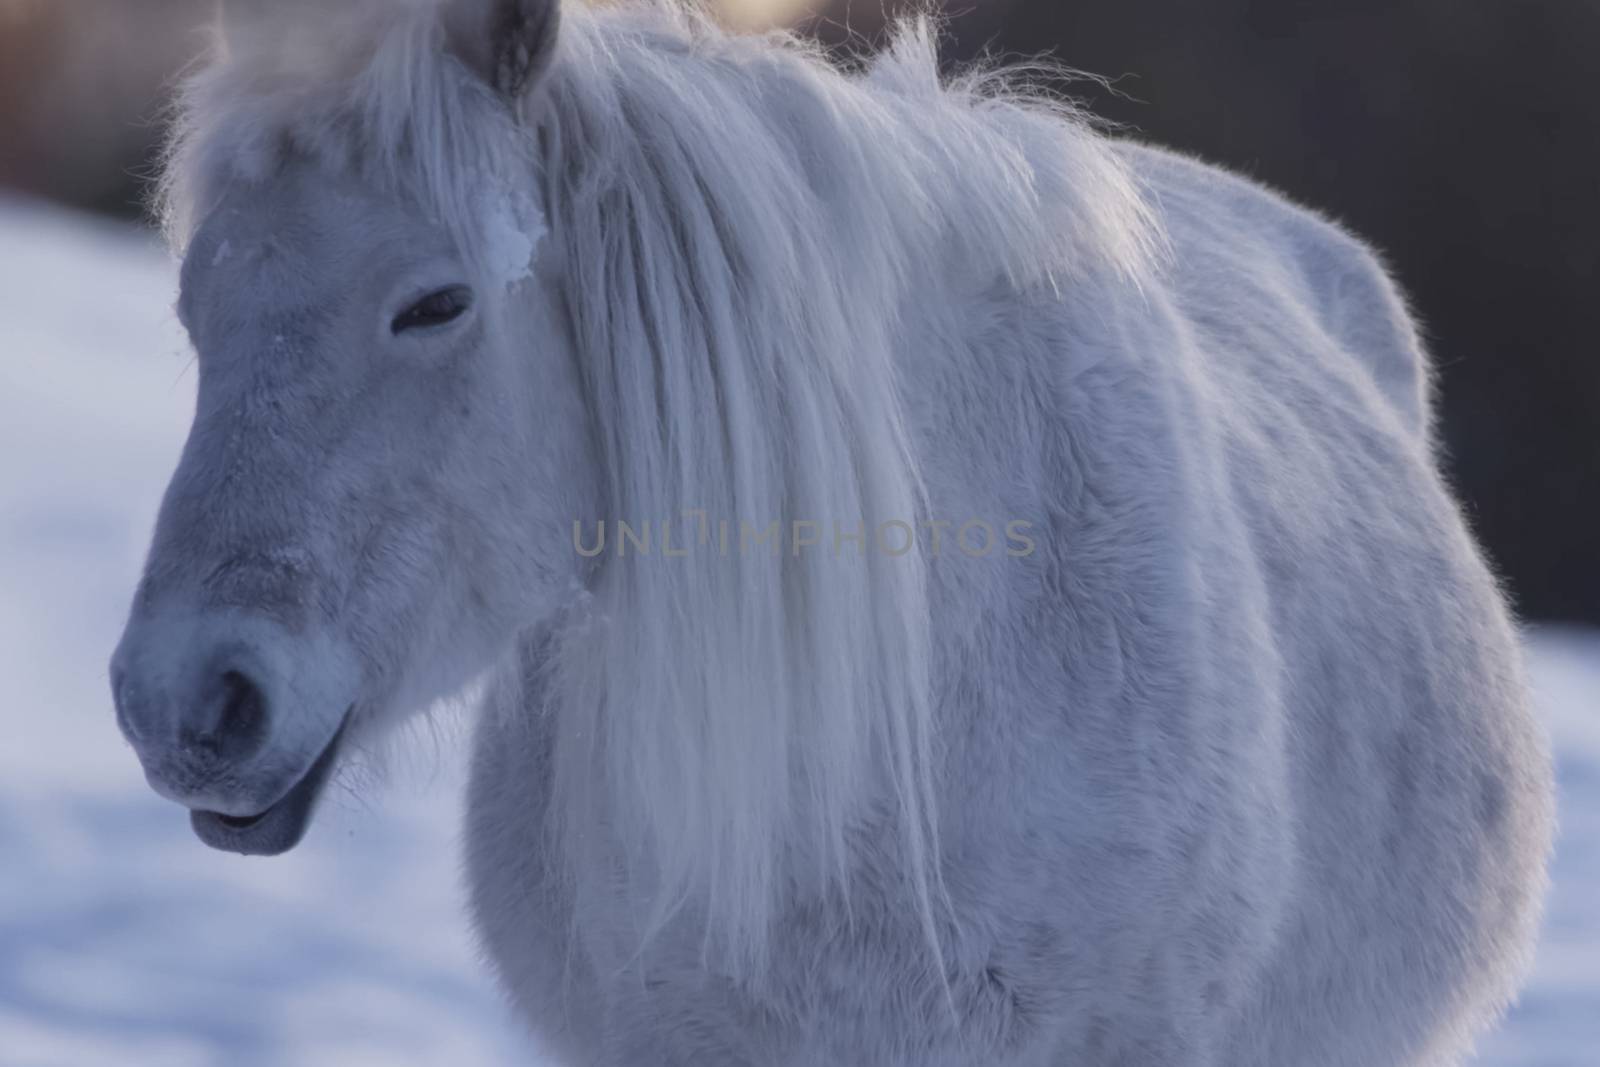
(110, 1), (1553, 1063)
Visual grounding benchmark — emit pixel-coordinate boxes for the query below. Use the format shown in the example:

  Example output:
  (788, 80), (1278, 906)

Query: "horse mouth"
(190, 717), (349, 857)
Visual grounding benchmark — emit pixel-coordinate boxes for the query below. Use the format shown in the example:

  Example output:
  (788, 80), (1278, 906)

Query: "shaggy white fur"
(115, 1), (1553, 1064)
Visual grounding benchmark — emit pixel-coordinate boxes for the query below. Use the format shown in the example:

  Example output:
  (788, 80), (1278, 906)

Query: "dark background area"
(4, 0), (1595, 623)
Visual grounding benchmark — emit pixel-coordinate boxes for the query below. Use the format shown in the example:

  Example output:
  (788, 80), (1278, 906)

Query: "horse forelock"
(157, 0), (537, 279)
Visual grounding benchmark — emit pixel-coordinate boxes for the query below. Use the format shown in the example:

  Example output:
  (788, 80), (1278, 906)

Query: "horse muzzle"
(110, 605), (358, 856)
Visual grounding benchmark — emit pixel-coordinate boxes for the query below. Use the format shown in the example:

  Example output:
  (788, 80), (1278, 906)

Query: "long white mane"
(158, 0), (1160, 974)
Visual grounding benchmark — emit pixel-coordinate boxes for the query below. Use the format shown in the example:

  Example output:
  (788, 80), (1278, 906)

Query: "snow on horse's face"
(109, 1), (586, 855)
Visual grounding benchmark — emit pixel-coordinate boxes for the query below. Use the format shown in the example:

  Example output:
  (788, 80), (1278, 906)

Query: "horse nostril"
(182, 669), (269, 761)
(216, 669), (268, 759)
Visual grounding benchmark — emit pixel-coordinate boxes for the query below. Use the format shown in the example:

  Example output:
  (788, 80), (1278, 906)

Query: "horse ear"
(445, 0), (561, 101)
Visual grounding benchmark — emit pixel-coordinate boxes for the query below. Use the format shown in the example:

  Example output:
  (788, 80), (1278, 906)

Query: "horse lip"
(190, 713), (351, 856)
(216, 810), (267, 830)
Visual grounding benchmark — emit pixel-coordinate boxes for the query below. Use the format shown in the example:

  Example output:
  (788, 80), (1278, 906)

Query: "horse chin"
(190, 716), (350, 857)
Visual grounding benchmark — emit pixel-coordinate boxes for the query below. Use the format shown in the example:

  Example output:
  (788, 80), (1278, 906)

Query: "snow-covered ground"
(0, 198), (1594, 1065)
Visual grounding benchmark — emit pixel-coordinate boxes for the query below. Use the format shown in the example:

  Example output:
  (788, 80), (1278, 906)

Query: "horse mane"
(157, 0), (1162, 976)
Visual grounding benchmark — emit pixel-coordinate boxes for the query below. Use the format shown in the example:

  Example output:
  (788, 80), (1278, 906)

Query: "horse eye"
(392, 286), (474, 335)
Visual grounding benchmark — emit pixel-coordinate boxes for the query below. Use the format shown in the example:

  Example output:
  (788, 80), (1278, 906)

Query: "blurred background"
(1, 0), (1594, 1064)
